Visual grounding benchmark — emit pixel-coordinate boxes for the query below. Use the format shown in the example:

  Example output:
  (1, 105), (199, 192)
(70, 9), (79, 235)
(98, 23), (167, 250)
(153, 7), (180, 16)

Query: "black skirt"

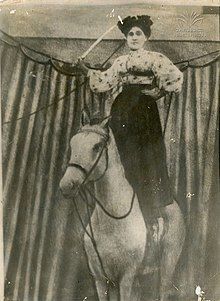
(109, 85), (173, 219)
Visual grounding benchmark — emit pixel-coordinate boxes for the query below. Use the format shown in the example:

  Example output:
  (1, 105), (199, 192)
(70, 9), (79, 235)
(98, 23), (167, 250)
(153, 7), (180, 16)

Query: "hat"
(117, 15), (153, 38)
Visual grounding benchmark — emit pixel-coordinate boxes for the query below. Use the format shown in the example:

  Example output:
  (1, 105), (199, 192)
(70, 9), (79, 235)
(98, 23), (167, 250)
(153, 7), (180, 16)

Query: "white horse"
(60, 113), (185, 301)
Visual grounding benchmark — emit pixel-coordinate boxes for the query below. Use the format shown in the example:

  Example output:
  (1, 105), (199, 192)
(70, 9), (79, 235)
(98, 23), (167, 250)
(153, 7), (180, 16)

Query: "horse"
(60, 113), (185, 301)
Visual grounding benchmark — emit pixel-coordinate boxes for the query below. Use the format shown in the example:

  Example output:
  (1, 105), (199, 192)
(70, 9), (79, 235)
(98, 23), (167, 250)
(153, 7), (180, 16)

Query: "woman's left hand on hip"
(141, 87), (164, 99)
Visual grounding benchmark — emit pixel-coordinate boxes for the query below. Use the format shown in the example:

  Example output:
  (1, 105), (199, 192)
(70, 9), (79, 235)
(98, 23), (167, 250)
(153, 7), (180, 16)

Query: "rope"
(3, 82), (84, 125)
(85, 185), (136, 220)
(72, 195), (93, 240)
(78, 188), (113, 288)
(101, 40), (126, 67)
(174, 49), (220, 65)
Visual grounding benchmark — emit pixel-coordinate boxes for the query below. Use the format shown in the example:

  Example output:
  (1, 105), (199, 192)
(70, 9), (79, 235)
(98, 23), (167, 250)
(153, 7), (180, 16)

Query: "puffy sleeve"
(88, 56), (127, 93)
(151, 52), (183, 93)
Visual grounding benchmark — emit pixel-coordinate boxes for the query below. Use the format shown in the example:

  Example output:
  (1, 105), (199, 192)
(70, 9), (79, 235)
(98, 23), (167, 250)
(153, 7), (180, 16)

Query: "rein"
(65, 127), (136, 285)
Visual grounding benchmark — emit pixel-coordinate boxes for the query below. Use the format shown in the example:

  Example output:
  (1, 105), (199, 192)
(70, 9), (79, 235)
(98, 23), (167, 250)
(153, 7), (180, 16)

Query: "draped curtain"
(1, 37), (219, 301)
(158, 62), (219, 299)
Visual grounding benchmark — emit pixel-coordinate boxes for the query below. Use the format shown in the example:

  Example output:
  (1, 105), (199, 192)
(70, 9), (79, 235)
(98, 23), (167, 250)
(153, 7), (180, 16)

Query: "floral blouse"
(88, 48), (183, 95)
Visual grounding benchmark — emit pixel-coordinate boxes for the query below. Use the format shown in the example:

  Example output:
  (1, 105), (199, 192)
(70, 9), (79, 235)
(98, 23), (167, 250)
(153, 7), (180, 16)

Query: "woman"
(78, 15), (183, 224)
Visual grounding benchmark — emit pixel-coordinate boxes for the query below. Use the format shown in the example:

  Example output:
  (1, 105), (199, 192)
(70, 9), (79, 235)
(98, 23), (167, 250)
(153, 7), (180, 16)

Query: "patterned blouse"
(88, 48), (183, 95)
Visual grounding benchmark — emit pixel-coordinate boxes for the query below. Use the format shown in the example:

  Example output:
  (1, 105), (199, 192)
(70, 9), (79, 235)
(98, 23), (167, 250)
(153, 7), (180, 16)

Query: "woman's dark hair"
(117, 15), (153, 38)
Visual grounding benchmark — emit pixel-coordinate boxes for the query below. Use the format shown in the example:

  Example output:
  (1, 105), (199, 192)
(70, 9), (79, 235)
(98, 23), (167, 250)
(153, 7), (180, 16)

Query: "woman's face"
(126, 26), (147, 50)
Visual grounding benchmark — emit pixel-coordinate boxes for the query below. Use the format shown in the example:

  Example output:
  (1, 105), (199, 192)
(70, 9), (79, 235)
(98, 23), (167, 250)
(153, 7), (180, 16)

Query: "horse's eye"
(93, 143), (102, 153)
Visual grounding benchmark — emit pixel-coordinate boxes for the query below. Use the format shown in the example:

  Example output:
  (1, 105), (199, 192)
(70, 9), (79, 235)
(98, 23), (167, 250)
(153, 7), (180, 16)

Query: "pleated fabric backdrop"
(1, 39), (219, 301)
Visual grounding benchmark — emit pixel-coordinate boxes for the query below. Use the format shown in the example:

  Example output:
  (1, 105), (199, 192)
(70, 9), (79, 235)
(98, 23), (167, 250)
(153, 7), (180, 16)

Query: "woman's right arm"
(77, 57), (126, 93)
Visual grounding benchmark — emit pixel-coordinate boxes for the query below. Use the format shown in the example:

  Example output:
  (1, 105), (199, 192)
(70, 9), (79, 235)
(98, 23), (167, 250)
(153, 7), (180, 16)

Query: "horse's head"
(60, 112), (111, 198)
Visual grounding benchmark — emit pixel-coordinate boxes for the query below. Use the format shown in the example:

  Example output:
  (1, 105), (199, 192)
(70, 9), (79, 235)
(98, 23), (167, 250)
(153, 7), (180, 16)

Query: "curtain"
(158, 62), (219, 299)
(1, 40), (219, 301)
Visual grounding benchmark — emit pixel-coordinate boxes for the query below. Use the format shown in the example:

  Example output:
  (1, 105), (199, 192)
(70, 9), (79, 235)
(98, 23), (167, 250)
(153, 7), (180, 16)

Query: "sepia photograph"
(0, 1), (219, 300)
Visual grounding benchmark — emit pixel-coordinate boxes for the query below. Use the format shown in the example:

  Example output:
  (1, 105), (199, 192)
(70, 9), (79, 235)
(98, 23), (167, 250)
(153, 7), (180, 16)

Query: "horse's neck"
(94, 130), (133, 214)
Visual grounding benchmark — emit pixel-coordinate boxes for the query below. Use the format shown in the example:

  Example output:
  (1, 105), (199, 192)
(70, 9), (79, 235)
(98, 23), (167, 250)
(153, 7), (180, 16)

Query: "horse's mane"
(107, 128), (126, 174)
(80, 124), (109, 141)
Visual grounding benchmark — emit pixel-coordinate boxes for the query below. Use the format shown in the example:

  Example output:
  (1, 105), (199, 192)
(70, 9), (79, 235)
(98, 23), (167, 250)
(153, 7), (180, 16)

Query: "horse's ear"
(81, 110), (90, 126)
(100, 115), (111, 128)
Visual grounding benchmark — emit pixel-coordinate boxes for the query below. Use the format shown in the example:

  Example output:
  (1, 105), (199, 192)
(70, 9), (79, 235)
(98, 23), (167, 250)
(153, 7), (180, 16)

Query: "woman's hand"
(141, 87), (166, 100)
(77, 57), (90, 76)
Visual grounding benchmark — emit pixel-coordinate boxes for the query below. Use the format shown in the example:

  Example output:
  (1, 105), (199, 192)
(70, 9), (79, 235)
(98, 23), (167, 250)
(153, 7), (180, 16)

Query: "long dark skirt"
(109, 85), (173, 221)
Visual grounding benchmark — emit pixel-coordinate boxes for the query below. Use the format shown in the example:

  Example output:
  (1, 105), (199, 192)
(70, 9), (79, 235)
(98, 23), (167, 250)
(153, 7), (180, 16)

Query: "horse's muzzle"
(59, 166), (86, 198)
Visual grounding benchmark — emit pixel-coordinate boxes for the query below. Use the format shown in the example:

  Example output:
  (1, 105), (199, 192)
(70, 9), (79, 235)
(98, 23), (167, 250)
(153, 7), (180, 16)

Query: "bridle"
(67, 128), (109, 185)
(66, 127), (135, 220)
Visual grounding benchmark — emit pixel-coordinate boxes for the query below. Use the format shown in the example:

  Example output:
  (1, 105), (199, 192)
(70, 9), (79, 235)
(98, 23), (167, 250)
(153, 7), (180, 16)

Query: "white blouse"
(88, 48), (183, 94)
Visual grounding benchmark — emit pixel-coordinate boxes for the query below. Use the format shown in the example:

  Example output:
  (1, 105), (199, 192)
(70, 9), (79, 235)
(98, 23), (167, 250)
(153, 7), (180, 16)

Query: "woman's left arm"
(141, 53), (183, 100)
(151, 52), (183, 95)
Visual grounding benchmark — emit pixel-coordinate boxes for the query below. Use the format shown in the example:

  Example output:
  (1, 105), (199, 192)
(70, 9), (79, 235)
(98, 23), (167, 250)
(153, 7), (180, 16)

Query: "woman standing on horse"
(78, 15), (183, 225)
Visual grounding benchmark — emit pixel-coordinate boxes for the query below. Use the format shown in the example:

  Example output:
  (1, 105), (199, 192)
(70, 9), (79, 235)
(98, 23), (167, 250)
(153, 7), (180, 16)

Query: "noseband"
(67, 163), (88, 177)
(67, 128), (109, 184)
